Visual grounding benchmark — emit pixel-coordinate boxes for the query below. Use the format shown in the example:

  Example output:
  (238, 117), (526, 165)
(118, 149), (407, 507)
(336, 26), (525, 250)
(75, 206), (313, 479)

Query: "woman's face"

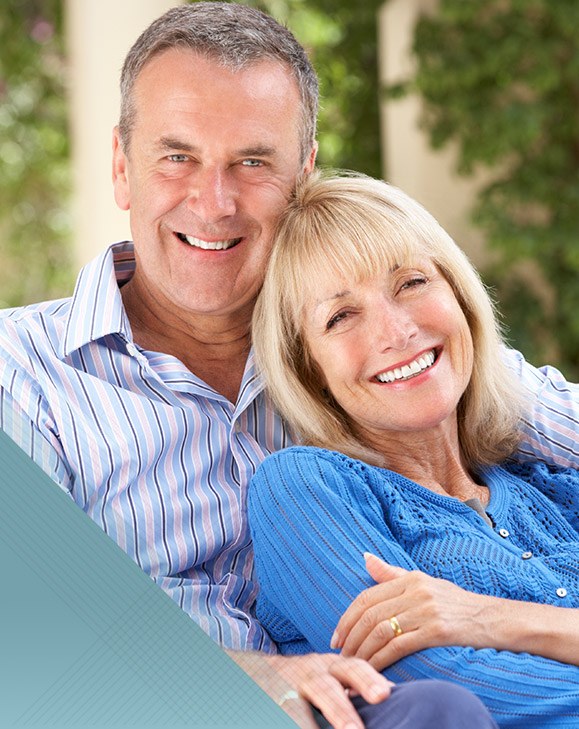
(302, 258), (474, 448)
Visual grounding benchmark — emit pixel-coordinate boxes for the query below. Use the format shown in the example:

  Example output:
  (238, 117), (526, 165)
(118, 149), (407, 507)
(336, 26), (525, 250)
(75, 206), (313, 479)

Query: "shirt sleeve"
(503, 348), (579, 468)
(153, 574), (278, 655)
(248, 448), (579, 727)
(0, 385), (73, 493)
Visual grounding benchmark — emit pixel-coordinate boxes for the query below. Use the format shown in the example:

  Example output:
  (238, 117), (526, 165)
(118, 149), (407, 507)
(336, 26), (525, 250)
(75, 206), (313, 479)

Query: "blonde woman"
(248, 171), (579, 728)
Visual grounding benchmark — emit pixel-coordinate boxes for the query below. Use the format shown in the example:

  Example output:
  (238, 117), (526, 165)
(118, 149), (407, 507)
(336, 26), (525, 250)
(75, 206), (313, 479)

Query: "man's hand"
(228, 649), (392, 728)
(268, 652), (392, 728)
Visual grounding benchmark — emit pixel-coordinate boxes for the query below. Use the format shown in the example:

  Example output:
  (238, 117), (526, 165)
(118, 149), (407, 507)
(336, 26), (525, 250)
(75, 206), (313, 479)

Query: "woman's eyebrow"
(312, 290), (352, 312)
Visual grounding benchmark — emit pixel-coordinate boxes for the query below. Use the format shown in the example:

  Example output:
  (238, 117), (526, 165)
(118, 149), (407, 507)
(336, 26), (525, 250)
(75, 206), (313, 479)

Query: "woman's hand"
(333, 553), (579, 671)
(331, 553), (503, 670)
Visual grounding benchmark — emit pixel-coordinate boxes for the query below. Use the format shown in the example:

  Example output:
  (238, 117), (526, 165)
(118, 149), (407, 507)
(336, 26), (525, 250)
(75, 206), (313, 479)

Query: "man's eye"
(167, 154), (188, 163)
(242, 159), (262, 167)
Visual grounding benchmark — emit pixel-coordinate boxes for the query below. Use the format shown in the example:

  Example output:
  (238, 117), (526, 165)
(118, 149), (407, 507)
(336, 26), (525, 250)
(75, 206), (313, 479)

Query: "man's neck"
(121, 280), (252, 403)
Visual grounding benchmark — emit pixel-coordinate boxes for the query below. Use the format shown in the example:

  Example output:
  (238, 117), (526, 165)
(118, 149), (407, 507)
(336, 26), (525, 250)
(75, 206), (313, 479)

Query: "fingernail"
(368, 684), (389, 702)
(330, 630), (340, 649)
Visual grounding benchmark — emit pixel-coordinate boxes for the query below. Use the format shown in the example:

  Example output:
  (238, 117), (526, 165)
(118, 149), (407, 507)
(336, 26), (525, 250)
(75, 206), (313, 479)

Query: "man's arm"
(1, 386), (393, 729)
(0, 386), (73, 492)
(504, 348), (579, 467)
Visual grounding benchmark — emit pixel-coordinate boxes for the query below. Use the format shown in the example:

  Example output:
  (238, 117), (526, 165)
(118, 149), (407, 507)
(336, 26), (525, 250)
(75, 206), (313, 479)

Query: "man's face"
(113, 49), (316, 323)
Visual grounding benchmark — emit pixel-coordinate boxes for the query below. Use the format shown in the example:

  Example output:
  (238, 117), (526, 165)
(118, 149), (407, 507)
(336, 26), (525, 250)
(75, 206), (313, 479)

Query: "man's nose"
(187, 167), (237, 222)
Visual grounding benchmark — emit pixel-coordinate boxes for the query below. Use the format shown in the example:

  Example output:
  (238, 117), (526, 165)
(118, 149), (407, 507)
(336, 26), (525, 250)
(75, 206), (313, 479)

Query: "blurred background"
(1, 0), (578, 377)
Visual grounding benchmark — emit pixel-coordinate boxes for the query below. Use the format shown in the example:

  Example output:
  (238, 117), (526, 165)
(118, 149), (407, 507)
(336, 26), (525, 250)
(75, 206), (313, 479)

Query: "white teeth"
(376, 350), (436, 383)
(180, 234), (240, 250)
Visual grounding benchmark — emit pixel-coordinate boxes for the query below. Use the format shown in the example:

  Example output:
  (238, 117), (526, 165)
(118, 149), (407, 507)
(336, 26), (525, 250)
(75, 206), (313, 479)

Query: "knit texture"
(248, 446), (579, 728)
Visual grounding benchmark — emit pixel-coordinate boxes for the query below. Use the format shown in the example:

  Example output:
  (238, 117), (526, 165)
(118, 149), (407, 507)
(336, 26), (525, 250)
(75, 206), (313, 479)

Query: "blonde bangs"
(272, 175), (427, 332)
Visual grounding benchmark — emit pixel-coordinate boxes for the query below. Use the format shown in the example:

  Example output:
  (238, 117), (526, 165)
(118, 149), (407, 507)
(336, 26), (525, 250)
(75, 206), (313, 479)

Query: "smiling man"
(113, 49), (313, 403)
(0, 3), (577, 728)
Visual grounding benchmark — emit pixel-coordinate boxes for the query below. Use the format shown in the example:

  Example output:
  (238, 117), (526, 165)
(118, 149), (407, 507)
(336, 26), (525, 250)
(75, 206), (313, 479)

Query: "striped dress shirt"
(0, 241), (578, 651)
(0, 242), (290, 652)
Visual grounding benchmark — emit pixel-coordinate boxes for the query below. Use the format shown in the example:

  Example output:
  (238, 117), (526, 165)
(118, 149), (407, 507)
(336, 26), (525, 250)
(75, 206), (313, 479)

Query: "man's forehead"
(130, 51), (303, 157)
(132, 50), (301, 122)
(135, 47), (298, 96)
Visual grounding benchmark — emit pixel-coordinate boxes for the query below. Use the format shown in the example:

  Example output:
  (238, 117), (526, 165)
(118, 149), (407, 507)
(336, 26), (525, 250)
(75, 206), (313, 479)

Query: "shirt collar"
(61, 241), (136, 357)
(60, 241), (266, 403)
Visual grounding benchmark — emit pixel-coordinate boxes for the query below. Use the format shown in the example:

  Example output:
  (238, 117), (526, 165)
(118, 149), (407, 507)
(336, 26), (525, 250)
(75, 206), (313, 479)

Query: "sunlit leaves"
(0, 0), (73, 307)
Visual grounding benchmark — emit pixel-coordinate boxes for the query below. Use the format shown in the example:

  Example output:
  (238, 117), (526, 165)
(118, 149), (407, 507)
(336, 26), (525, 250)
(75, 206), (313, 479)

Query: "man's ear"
(303, 141), (318, 175)
(112, 127), (131, 211)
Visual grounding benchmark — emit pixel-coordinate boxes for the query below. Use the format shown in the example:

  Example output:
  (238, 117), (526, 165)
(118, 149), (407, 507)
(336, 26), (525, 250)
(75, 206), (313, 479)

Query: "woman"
(248, 171), (579, 727)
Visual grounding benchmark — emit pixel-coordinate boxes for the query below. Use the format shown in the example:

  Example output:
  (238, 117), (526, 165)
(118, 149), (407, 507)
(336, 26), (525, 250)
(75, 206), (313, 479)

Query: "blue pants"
(314, 680), (498, 728)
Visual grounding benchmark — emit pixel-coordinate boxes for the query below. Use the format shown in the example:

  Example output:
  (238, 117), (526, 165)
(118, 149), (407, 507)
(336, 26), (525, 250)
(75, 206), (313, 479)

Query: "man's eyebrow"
(157, 138), (277, 158)
(159, 136), (197, 152)
(236, 145), (277, 158)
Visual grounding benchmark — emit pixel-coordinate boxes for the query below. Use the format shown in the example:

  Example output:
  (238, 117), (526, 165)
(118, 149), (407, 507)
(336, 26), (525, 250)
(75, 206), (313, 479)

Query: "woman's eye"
(326, 311), (349, 330)
(400, 275), (428, 291)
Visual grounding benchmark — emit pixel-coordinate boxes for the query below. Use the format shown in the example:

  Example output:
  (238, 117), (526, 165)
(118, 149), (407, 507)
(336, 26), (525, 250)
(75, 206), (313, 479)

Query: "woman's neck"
(365, 424), (488, 504)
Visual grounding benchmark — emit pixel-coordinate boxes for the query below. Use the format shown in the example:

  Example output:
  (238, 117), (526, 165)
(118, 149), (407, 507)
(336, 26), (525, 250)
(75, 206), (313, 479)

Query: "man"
(1, 3), (577, 727)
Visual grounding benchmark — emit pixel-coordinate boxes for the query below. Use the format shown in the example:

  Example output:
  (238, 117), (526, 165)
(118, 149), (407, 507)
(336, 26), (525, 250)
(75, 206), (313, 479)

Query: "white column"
(378, 0), (489, 265)
(66, 0), (181, 268)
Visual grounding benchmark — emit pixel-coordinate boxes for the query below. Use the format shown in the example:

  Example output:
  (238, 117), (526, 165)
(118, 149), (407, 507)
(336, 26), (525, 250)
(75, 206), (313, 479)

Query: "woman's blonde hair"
(253, 170), (523, 468)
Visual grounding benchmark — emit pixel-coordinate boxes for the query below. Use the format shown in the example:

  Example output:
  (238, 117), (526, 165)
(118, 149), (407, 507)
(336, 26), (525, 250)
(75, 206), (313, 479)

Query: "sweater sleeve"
(248, 447), (420, 650)
(248, 447), (579, 728)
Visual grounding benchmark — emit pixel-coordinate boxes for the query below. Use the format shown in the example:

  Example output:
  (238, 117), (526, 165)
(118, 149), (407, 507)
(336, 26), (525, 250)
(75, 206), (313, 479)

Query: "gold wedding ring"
(389, 615), (403, 638)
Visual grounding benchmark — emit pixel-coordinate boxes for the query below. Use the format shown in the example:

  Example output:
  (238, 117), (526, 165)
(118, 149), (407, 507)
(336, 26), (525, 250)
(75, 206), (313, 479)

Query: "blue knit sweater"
(248, 446), (579, 728)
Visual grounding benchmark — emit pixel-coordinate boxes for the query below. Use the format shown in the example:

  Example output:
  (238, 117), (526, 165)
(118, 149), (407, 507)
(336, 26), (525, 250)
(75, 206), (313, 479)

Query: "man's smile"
(175, 232), (242, 250)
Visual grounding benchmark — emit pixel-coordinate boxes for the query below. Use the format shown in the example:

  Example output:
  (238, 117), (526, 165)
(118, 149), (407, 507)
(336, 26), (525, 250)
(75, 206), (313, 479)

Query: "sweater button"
(556, 587), (568, 599)
(521, 551), (533, 560)
(498, 528), (510, 538)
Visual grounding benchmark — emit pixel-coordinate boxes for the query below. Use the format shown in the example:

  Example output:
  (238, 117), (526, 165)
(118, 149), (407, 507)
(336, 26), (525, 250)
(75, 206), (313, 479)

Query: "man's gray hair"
(119, 2), (319, 163)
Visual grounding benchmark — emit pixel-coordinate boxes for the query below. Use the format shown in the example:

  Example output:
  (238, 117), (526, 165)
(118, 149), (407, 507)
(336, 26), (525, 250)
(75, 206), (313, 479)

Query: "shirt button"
(498, 528), (510, 538)
(521, 551), (533, 560)
(126, 343), (138, 357)
(556, 587), (568, 599)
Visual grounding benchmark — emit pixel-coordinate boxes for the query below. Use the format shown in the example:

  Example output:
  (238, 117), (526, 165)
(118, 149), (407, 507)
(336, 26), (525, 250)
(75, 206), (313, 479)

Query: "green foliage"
(0, 0), (73, 308)
(397, 0), (579, 377)
(246, 0), (384, 177)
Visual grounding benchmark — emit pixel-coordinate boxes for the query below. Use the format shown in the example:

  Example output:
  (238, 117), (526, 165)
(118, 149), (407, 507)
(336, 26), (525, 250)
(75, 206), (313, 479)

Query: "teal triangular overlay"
(0, 429), (296, 728)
